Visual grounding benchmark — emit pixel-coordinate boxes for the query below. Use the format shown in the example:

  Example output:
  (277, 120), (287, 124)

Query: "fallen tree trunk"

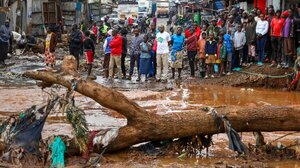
(24, 56), (300, 152)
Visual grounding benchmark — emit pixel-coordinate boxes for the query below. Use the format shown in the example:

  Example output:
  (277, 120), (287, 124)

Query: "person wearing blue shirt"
(103, 30), (112, 78)
(223, 31), (233, 75)
(0, 20), (12, 66)
(138, 35), (152, 82)
(170, 27), (185, 79)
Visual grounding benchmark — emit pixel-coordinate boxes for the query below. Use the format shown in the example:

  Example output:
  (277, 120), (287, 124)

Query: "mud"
(0, 83), (300, 167)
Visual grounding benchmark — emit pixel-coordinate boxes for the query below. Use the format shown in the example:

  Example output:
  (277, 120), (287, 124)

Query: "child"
(138, 35), (152, 81)
(198, 32), (207, 78)
(233, 24), (246, 71)
(217, 36), (226, 76)
(205, 33), (217, 78)
(83, 31), (95, 77)
(223, 30), (233, 75)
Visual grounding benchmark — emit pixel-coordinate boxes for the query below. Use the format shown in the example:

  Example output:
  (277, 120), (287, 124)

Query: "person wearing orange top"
(197, 32), (207, 78)
(193, 23), (202, 71)
(270, 10), (285, 67)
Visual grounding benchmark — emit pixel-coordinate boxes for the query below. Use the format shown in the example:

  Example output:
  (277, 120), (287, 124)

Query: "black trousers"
(130, 54), (140, 76)
(187, 51), (197, 76)
(121, 53), (126, 77)
(271, 36), (282, 63)
(70, 48), (80, 69)
(233, 49), (243, 68)
(0, 41), (8, 63)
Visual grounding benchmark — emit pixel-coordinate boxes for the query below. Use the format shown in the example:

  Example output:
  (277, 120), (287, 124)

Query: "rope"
(237, 70), (294, 79)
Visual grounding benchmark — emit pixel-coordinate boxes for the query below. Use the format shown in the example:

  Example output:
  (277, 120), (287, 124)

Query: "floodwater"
(0, 83), (300, 167)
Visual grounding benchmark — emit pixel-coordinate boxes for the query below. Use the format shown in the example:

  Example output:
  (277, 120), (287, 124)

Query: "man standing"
(57, 20), (64, 43)
(186, 28), (198, 77)
(128, 29), (143, 80)
(121, 28), (128, 79)
(245, 13), (257, 65)
(69, 24), (83, 69)
(270, 10), (285, 68)
(0, 20), (12, 66)
(109, 29), (123, 80)
(282, 10), (295, 68)
(147, 23), (157, 77)
(156, 25), (171, 82)
(103, 30), (112, 78)
(99, 21), (108, 38)
(83, 31), (95, 77)
(207, 19), (219, 39)
(92, 22), (98, 43)
(225, 15), (236, 37)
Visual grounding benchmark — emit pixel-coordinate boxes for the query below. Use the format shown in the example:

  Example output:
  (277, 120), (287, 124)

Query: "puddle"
(9, 64), (45, 75)
(170, 84), (300, 106)
(0, 84), (300, 166)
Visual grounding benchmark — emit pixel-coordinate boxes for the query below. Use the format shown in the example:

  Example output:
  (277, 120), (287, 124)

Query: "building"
(87, 0), (114, 22)
(1, 0), (111, 36)
(239, 0), (298, 13)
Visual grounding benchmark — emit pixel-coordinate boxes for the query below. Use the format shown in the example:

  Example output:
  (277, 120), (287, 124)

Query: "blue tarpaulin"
(215, 0), (224, 10)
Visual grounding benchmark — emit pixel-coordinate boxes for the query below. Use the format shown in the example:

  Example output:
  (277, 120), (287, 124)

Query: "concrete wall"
(8, 1), (17, 31)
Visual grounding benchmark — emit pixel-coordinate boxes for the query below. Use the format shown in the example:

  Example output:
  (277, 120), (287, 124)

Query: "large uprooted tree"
(24, 56), (300, 152)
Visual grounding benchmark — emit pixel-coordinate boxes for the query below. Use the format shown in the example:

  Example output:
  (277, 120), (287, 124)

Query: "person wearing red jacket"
(193, 23), (202, 39)
(184, 28), (191, 39)
(186, 28), (199, 78)
(184, 23), (202, 39)
(109, 29), (123, 80)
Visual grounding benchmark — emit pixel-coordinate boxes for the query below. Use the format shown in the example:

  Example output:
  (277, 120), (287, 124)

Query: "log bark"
(24, 56), (300, 152)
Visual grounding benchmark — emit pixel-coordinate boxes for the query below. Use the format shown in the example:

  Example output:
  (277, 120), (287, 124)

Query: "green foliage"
(65, 104), (89, 153)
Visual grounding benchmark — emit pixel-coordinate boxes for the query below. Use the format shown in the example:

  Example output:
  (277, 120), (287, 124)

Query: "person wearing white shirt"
(156, 25), (171, 82)
(255, 14), (269, 66)
(233, 24), (246, 71)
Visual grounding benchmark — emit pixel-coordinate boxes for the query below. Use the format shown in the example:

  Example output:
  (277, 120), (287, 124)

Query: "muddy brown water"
(0, 84), (300, 167)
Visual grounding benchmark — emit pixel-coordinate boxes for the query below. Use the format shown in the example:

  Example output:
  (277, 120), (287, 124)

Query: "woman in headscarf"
(170, 27), (185, 79)
(44, 26), (57, 70)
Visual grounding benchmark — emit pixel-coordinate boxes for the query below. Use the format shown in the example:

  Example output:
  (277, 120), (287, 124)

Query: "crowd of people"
(2, 4), (300, 87)
(167, 6), (300, 79)
(72, 5), (299, 83)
